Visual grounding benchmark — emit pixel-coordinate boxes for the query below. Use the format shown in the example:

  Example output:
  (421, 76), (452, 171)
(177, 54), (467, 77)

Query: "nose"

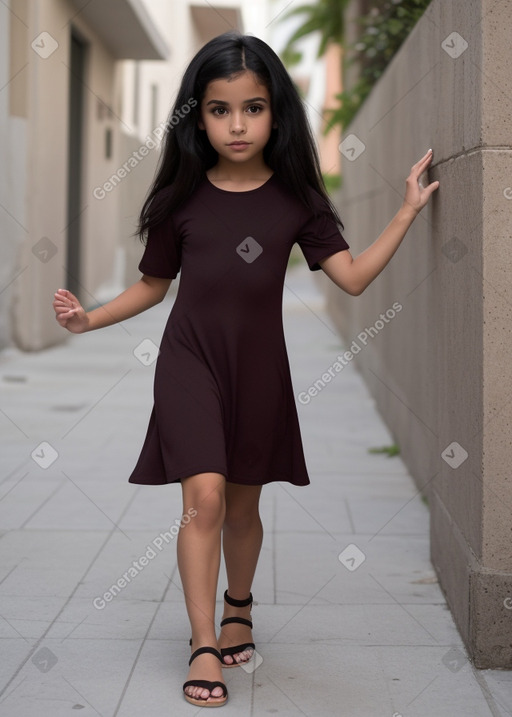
(230, 111), (246, 134)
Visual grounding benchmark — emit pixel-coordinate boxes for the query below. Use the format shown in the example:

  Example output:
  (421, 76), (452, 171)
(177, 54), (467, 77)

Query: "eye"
(211, 107), (228, 116)
(246, 105), (263, 114)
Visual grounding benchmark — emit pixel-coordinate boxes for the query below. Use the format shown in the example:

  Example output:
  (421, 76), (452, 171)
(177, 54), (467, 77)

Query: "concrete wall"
(0, 0), (27, 350)
(0, 0), (168, 351)
(6, 0), (122, 349)
(324, 0), (512, 668)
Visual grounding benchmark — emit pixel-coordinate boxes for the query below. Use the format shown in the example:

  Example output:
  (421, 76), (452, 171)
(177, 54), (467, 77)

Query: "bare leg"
(178, 472), (226, 703)
(219, 483), (263, 665)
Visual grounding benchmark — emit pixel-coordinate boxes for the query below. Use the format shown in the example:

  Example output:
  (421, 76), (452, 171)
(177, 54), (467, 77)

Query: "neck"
(208, 156), (271, 183)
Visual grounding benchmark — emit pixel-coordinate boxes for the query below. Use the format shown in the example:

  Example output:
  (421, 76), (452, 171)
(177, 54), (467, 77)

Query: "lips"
(228, 141), (250, 146)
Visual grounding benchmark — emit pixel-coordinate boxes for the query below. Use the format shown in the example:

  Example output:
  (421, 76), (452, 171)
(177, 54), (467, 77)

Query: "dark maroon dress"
(128, 173), (349, 487)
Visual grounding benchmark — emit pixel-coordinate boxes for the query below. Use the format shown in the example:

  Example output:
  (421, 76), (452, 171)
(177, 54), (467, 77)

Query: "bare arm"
(319, 149), (440, 296)
(53, 275), (172, 333)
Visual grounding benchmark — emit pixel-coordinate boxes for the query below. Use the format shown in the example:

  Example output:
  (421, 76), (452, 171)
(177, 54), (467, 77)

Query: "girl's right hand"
(53, 289), (90, 333)
(401, 149), (439, 216)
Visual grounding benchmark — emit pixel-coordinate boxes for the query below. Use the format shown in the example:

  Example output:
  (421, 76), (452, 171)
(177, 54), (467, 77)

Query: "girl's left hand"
(402, 149), (440, 215)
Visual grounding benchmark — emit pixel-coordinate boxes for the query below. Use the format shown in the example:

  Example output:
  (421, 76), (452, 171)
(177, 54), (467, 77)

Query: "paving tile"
(0, 638), (143, 717)
(45, 596), (159, 641)
(0, 596), (68, 640)
(0, 263), (505, 716)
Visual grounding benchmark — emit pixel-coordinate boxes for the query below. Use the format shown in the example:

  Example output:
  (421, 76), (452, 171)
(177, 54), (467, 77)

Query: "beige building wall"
(0, 0), (168, 351)
(0, 1), (26, 350)
(317, 42), (342, 178)
(324, 0), (512, 668)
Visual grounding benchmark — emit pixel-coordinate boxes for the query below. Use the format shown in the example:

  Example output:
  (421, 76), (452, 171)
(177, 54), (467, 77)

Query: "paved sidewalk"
(0, 263), (510, 717)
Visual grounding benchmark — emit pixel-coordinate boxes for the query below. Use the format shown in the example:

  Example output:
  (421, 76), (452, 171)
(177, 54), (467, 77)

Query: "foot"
(184, 645), (226, 705)
(218, 601), (255, 666)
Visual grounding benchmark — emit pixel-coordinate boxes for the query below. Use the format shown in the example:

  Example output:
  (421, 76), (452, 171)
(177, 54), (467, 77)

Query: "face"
(198, 71), (274, 166)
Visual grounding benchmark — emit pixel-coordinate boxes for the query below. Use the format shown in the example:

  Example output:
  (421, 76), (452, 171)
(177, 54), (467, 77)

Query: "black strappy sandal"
(219, 590), (255, 668)
(182, 646), (228, 707)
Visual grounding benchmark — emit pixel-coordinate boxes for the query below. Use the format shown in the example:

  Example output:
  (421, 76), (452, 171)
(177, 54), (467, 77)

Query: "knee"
(182, 474), (225, 531)
(224, 503), (261, 533)
(196, 489), (225, 530)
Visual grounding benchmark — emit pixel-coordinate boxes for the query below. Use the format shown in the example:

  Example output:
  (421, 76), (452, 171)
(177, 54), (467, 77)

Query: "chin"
(219, 151), (257, 163)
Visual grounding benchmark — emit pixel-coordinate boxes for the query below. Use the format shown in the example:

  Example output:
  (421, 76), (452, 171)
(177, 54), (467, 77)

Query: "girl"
(53, 32), (439, 708)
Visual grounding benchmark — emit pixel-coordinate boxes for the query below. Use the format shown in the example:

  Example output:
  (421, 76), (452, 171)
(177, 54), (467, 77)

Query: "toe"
(235, 648), (253, 664)
(185, 685), (208, 701)
(211, 686), (224, 699)
(191, 686), (208, 701)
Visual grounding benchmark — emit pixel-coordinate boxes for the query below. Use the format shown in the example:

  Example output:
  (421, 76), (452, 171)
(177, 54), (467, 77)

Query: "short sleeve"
(138, 194), (181, 279)
(296, 193), (349, 271)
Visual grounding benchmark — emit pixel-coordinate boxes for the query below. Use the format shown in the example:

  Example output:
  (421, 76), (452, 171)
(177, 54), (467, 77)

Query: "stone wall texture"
(324, 0), (512, 668)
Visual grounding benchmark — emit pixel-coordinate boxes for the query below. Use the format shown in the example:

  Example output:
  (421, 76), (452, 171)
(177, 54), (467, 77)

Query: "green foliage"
(322, 173), (342, 193)
(280, 47), (303, 69)
(281, 0), (351, 66)
(280, 0), (431, 128)
(368, 443), (400, 457)
(287, 245), (304, 267)
(327, 0), (432, 129)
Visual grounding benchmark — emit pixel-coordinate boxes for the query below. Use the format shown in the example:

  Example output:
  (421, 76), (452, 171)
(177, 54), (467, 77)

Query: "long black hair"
(137, 31), (342, 241)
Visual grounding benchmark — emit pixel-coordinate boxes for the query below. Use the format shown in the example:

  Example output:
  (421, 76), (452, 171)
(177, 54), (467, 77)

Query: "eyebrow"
(206, 97), (269, 106)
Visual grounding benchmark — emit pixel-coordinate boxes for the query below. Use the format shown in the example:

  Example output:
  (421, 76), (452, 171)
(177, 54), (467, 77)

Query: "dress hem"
(128, 464), (310, 487)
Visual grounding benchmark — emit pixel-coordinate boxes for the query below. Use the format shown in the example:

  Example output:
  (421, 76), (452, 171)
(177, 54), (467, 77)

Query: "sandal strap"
(221, 642), (255, 659)
(188, 645), (222, 666)
(224, 589), (253, 608)
(220, 616), (253, 629)
(182, 679), (227, 698)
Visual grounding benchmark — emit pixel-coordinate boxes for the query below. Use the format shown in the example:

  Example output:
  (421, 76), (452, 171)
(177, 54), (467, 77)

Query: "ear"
(198, 119), (205, 130)
(272, 121), (278, 129)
